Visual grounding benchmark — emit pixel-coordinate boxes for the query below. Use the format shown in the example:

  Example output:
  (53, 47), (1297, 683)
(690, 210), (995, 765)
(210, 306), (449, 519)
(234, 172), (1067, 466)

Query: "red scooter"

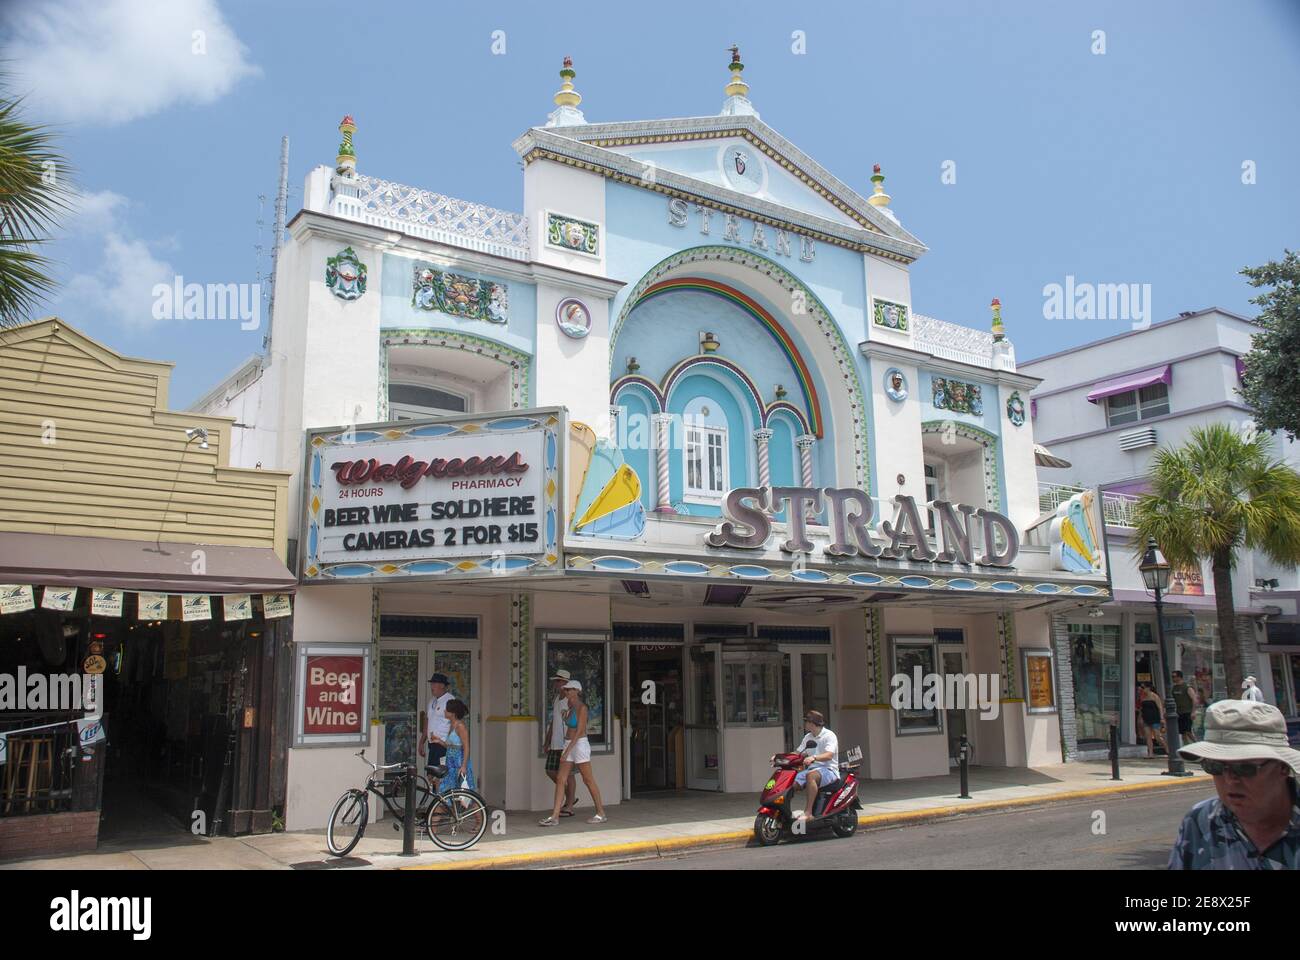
(754, 745), (863, 845)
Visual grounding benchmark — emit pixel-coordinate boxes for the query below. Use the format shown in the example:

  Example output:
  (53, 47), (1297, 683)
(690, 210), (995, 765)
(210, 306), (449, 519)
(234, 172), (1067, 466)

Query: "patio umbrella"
(1034, 443), (1071, 469)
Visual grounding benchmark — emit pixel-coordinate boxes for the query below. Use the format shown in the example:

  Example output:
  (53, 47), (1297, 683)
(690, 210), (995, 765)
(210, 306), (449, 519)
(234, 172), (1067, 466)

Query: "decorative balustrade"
(330, 174), (530, 260)
(1037, 482), (1142, 528)
(913, 314), (1013, 370)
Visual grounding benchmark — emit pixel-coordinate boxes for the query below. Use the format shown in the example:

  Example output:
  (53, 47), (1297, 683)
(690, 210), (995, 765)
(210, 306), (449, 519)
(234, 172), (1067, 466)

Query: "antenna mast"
(264, 135), (289, 361)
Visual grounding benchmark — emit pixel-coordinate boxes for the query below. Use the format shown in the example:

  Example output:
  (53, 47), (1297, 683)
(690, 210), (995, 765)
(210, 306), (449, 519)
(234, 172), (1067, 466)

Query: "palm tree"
(1133, 423), (1300, 695)
(0, 74), (70, 328)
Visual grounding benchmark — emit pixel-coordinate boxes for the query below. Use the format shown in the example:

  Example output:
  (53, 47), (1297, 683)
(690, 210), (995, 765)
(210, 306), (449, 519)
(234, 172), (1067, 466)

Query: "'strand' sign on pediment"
(668, 197), (816, 262)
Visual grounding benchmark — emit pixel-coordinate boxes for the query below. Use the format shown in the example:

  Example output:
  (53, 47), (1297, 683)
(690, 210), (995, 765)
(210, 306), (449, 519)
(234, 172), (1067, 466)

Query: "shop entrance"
(376, 638), (479, 799)
(685, 643), (724, 790)
(780, 648), (832, 751)
(627, 645), (684, 792)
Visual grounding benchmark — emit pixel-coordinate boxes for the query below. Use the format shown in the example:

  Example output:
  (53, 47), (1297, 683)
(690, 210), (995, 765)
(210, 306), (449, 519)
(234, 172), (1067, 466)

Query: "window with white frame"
(389, 382), (470, 420)
(1105, 383), (1169, 427)
(684, 424), (727, 503)
(923, 461), (946, 532)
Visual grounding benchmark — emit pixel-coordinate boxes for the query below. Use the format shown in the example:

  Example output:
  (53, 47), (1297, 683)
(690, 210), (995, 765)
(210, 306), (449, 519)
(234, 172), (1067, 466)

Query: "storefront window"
(1172, 619), (1226, 709)
(1068, 622), (1121, 749)
(892, 637), (941, 735)
(721, 652), (783, 726)
(541, 633), (609, 749)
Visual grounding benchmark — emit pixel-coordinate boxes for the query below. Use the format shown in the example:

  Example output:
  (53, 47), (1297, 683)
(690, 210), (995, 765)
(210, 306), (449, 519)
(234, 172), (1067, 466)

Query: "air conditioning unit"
(1118, 427), (1158, 451)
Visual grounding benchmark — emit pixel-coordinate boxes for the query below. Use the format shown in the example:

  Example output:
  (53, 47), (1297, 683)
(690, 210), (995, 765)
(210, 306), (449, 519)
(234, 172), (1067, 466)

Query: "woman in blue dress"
(438, 699), (476, 794)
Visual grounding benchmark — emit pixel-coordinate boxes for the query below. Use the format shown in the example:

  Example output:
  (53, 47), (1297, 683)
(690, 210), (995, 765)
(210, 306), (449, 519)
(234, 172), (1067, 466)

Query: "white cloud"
(5, 0), (259, 125)
(55, 190), (176, 329)
(62, 232), (177, 330)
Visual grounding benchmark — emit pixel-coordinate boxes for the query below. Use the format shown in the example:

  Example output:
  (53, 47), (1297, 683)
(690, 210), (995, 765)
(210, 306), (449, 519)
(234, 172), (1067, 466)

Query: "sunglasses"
(1201, 759), (1275, 778)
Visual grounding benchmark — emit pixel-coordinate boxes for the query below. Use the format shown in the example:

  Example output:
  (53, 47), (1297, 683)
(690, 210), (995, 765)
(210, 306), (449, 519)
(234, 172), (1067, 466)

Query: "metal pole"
(958, 735), (971, 799)
(1152, 584), (1190, 776)
(1109, 723), (1121, 780)
(400, 764), (417, 856)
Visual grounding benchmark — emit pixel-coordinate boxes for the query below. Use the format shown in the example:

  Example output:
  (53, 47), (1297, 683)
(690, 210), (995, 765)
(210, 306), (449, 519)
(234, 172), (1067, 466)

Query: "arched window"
(682, 396), (729, 505)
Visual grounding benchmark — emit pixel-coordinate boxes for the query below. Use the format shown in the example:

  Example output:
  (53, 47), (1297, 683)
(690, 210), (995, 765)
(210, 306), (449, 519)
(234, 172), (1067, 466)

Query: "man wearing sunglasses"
(1168, 700), (1300, 869)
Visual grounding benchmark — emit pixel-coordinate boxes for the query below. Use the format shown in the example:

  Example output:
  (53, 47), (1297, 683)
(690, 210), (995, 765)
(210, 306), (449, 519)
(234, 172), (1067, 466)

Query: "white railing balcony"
(1102, 491), (1141, 528)
(913, 314), (1016, 371)
(1038, 481), (1086, 514)
(329, 173), (530, 260)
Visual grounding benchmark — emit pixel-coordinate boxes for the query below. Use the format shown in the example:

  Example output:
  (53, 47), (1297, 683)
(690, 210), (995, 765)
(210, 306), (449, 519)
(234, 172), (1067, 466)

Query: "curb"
(401, 773), (1210, 870)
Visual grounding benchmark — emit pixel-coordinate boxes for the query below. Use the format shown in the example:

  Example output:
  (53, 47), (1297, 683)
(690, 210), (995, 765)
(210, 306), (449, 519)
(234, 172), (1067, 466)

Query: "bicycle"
(325, 750), (489, 856)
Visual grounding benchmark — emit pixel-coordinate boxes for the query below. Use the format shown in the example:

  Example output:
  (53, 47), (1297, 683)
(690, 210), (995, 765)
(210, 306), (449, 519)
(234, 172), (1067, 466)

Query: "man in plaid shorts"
(544, 669), (578, 816)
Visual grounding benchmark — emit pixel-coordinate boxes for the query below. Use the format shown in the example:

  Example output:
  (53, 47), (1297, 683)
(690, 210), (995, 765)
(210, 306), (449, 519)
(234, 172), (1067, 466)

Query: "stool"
(2, 737), (55, 815)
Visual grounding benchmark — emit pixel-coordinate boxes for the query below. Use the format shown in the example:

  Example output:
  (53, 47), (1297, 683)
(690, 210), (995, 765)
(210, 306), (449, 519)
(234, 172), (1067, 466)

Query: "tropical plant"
(0, 74), (71, 328)
(1133, 423), (1300, 694)
(1238, 250), (1300, 441)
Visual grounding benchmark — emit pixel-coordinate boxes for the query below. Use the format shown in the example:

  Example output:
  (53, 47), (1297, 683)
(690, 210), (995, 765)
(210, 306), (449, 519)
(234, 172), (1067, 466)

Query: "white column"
(753, 428), (773, 489)
(796, 434), (817, 520)
(652, 413), (675, 514)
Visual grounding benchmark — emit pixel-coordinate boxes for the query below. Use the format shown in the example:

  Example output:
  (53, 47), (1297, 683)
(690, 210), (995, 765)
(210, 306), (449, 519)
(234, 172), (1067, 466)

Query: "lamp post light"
(1139, 538), (1190, 777)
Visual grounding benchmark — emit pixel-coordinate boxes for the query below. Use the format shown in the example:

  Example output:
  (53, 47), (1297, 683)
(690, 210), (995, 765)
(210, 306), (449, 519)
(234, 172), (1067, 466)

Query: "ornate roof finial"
(546, 56), (587, 127)
(990, 298), (1005, 342)
(336, 115), (357, 178)
(868, 163), (891, 207)
(720, 44), (758, 117)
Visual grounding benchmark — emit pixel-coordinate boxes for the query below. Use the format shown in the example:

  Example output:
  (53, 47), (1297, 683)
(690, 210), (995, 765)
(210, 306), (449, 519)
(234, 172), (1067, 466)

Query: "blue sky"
(5, 0), (1299, 406)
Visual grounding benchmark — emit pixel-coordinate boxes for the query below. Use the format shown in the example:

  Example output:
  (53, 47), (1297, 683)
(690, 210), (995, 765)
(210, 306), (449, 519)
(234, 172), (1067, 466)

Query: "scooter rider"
(795, 710), (839, 822)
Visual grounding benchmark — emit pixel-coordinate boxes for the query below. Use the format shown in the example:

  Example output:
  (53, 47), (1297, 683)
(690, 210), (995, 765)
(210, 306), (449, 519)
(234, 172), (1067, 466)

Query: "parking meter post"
(401, 764), (416, 856)
(1109, 724), (1121, 781)
(958, 735), (971, 799)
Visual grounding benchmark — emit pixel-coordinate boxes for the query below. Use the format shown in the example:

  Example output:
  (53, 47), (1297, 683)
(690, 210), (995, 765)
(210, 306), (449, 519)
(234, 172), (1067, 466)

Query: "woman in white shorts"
(539, 680), (607, 825)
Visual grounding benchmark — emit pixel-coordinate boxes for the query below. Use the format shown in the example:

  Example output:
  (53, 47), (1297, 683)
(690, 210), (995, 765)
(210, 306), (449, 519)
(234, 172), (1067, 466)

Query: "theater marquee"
(300, 409), (564, 582)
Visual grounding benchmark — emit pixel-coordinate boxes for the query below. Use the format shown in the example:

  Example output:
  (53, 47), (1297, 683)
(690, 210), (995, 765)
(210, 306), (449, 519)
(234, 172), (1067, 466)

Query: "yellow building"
(0, 319), (295, 858)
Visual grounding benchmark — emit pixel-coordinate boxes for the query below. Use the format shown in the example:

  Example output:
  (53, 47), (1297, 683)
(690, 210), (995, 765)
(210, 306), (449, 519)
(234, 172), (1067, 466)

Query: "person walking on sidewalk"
(539, 680), (607, 826)
(438, 698), (476, 795)
(543, 669), (578, 817)
(1139, 683), (1168, 759)
(1168, 700), (1300, 869)
(1171, 671), (1197, 744)
(420, 673), (453, 789)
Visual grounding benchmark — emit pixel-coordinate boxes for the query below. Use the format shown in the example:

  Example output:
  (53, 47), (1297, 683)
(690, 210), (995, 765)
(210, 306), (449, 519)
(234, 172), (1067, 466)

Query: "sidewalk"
(0, 759), (1211, 871)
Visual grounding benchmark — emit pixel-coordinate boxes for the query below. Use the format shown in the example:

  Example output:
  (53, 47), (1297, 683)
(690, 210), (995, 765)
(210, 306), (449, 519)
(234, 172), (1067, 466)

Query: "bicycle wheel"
(326, 788), (369, 857)
(425, 789), (488, 851)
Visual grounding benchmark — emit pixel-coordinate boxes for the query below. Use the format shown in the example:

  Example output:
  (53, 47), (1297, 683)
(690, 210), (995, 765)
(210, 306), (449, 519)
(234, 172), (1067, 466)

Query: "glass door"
(378, 644), (422, 771)
(685, 643), (723, 790)
(780, 648), (832, 751)
(942, 648), (972, 768)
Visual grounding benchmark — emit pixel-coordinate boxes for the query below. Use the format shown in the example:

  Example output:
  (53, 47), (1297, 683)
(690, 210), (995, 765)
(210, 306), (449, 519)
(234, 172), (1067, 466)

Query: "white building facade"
(1021, 308), (1300, 757)
(196, 56), (1110, 828)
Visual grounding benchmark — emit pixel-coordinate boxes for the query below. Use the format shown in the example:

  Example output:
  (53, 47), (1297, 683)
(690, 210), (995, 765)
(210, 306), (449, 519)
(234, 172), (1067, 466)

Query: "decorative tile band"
(998, 610), (1019, 699)
(563, 553), (1109, 597)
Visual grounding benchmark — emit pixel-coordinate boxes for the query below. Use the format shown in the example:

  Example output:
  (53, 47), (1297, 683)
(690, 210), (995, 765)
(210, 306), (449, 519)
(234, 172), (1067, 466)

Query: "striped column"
(752, 428), (773, 489)
(796, 434), (816, 519)
(652, 413), (675, 513)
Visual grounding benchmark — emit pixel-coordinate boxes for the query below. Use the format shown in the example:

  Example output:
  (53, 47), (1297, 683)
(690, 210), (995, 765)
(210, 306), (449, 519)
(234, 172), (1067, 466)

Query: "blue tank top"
(565, 709), (578, 729)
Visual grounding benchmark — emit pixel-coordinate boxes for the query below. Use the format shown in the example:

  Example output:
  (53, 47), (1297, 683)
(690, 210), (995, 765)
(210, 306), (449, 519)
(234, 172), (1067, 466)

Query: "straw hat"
(1177, 700), (1300, 776)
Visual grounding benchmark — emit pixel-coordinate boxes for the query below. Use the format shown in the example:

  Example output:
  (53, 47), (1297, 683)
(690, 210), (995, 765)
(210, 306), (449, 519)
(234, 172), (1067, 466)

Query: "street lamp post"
(1139, 538), (1190, 777)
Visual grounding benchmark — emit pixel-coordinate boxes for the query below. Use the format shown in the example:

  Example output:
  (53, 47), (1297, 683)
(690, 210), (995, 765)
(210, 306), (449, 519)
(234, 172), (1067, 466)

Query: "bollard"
(1109, 724), (1122, 781)
(400, 764), (417, 857)
(958, 734), (971, 799)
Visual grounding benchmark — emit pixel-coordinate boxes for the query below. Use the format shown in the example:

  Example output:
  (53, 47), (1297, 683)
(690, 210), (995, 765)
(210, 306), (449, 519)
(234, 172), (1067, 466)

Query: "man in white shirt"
(1242, 677), (1266, 703)
(794, 710), (839, 821)
(420, 673), (453, 786)
(543, 669), (577, 815)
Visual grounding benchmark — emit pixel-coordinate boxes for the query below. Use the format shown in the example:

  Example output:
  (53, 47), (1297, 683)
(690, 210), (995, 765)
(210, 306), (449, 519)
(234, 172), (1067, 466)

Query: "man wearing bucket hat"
(1168, 700), (1300, 869)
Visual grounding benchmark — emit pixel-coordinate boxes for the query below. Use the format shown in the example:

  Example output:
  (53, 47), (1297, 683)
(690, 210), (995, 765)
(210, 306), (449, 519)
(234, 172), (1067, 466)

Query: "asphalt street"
(593, 783), (1217, 869)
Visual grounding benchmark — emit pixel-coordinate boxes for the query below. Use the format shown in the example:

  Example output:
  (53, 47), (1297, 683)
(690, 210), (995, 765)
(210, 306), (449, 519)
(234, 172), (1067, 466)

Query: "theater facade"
(196, 54), (1111, 827)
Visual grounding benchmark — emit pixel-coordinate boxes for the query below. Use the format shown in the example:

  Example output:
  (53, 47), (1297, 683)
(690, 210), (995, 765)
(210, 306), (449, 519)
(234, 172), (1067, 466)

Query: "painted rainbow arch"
(627, 277), (824, 437)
